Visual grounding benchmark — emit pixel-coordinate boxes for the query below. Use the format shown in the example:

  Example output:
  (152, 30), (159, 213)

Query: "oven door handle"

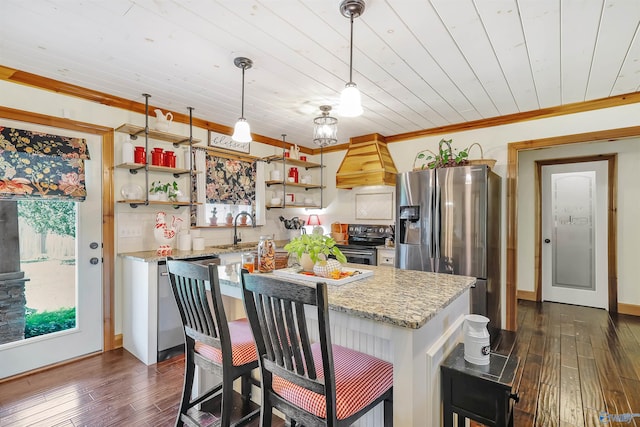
(340, 249), (375, 256)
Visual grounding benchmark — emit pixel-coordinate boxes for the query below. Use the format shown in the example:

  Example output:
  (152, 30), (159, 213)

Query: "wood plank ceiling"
(1, 0), (640, 148)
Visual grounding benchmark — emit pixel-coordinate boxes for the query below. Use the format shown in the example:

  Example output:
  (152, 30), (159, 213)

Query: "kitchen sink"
(213, 242), (258, 251)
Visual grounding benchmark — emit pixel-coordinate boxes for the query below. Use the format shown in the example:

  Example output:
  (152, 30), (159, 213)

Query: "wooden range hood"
(335, 133), (398, 189)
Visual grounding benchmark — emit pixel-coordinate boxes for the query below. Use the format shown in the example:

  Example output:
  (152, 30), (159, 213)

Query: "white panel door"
(0, 123), (102, 379)
(541, 161), (608, 309)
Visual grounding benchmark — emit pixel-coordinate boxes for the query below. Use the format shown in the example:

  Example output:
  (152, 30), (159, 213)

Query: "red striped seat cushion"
(272, 343), (393, 420)
(194, 318), (257, 367)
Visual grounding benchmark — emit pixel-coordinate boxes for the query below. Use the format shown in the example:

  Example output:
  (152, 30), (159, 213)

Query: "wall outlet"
(119, 224), (143, 238)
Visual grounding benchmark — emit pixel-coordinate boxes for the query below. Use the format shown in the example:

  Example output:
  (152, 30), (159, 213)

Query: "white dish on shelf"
(120, 183), (143, 200)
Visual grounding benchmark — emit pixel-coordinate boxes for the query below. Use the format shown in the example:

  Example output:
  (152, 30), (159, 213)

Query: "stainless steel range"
(335, 224), (394, 266)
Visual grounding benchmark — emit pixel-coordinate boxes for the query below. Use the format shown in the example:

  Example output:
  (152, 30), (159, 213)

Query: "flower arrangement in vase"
(283, 234), (347, 276)
(209, 207), (218, 226)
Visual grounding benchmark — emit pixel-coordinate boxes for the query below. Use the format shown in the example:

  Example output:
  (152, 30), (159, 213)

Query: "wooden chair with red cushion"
(167, 260), (260, 427)
(240, 269), (393, 426)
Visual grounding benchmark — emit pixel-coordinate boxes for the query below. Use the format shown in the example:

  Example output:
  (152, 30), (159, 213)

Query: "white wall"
(3, 79), (640, 338)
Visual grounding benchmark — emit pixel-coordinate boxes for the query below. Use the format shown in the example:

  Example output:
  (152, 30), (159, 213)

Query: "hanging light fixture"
(231, 57), (253, 143)
(313, 105), (338, 147)
(338, 0), (365, 117)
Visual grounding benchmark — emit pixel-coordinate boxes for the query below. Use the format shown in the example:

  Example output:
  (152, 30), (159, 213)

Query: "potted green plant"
(284, 233), (347, 274)
(149, 180), (168, 201)
(413, 138), (470, 170)
(149, 181), (179, 201)
(167, 181), (179, 202)
(209, 207), (218, 226)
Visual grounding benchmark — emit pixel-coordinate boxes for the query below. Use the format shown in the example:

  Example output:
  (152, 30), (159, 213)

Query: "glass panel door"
(541, 161), (608, 309)
(0, 124), (102, 379)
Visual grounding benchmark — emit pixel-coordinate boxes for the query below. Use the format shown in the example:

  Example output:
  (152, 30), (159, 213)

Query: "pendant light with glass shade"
(231, 57), (253, 143)
(338, 0), (365, 117)
(313, 105), (338, 147)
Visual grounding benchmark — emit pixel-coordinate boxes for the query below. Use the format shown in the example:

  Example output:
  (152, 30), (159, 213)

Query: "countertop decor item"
(272, 266), (373, 285)
(283, 233), (347, 273)
(154, 211), (183, 255)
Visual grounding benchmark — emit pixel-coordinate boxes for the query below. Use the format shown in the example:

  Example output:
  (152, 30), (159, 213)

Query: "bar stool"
(240, 269), (393, 426)
(167, 260), (260, 427)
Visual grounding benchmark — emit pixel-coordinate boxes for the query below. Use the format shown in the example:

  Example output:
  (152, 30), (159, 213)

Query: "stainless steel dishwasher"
(157, 256), (220, 361)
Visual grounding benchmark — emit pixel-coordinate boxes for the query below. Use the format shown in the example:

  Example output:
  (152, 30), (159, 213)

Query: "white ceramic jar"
(122, 138), (134, 163)
(463, 314), (490, 365)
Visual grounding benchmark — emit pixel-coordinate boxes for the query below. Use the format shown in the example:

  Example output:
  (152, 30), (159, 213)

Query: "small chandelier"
(313, 105), (338, 147)
(338, 0), (365, 117)
(231, 57), (253, 143)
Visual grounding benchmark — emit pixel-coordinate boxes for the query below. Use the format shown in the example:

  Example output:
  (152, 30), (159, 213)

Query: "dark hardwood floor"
(1, 300), (639, 426)
(0, 350), (282, 427)
(512, 300), (640, 427)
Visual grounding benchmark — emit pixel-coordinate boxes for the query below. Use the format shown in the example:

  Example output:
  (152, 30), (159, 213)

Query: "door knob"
(544, 238), (551, 243)
(90, 242), (99, 249)
(90, 257), (100, 265)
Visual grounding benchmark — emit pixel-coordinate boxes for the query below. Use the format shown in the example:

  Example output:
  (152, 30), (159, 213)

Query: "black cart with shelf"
(441, 341), (520, 427)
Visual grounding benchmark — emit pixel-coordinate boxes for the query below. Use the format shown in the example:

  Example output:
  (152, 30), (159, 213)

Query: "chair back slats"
(241, 270), (333, 407)
(261, 294), (285, 366)
(167, 260), (228, 353)
(283, 299), (307, 376)
(294, 300), (316, 378)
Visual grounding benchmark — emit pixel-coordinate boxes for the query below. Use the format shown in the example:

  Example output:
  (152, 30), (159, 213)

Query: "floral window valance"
(0, 126), (91, 201)
(204, 152), (256, 205)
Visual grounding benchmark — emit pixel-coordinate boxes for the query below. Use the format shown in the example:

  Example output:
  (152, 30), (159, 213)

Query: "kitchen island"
(120, 250), (474, 426)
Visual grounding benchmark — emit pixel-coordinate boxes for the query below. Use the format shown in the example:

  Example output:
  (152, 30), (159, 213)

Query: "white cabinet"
(377, 247), (395, 267)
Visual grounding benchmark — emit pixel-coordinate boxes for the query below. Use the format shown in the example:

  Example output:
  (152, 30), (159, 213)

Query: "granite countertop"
(118, 240), (290, 262)
(216, 262), (475, 330)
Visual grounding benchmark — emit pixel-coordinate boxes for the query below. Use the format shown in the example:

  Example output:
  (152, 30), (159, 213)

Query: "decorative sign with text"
(208, 130), (250, 154)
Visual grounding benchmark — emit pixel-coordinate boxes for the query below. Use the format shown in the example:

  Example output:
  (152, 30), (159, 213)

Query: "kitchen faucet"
(233, 211), (256, 246)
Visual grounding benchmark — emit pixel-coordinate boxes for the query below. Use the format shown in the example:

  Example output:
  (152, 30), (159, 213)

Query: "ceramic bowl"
(270, 197), (281, 205)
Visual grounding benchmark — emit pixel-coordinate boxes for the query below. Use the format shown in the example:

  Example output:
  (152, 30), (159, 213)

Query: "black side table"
(441, 342), (520, 427)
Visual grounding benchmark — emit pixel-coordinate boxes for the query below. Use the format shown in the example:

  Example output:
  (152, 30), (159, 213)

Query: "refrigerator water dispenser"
(399, 205), (421, 244)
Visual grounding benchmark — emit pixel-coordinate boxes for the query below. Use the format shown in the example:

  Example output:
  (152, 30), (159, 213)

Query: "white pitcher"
(290, 144), (300, 160)
(154, 109), (173, 132)
(463, 314), (490, 365)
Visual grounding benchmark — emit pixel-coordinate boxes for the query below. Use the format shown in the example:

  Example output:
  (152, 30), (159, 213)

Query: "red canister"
(163, 150), (176, 168)
(288, 167), (298, 183)
(134, 146), (146, 164)
(151, 147), (164, 166)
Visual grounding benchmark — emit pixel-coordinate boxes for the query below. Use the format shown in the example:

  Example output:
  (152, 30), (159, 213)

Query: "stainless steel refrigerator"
(395, 165), (501, 333)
